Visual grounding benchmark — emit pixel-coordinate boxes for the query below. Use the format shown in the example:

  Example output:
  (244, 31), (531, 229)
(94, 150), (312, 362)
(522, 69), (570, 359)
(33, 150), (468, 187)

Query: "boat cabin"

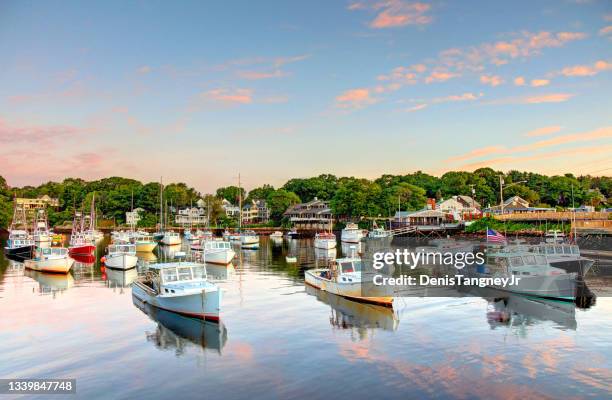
(108, 244), (136, 255)
(204, 241), (232, 250)
(144, 262), (209, 295)
(483, 251), (563, 277)
(36, 247), (69, 259)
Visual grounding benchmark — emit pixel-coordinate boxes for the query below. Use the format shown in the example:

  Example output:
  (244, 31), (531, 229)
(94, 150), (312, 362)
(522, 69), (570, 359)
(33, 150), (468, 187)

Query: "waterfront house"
(242, 200), (270, 224)
(15, 195), (60, 210)
(175, 207), (207, 226)
(392, 207), (460, 231)
(283, 197), (333, 230)
(484, 196), (555, 214)
(438, 195), (482, 221)
(221, 199), (241, 218)
(126, 207), (144, 226)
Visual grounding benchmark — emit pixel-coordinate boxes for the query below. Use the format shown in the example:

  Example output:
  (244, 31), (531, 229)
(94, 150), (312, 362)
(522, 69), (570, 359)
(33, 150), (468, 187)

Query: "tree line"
(0, 168), (609, 228)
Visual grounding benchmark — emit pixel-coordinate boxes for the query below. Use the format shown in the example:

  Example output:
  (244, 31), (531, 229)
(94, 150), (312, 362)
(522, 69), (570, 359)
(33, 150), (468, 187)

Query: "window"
(510, 257), (524, 267)
(571, 246), (579, 255)
(523, 255), (536, 265)
(555, 246), (563, 254)
(563, 246), (571, 254)
(192, 266), (205, 279)
(178, 267), (192, 281)
(162, 268), (178, 283)
(545, 246), (554, 254)
(340, 262), (354, 273)
(535, 255), (547, 265)
(353, 260), (363, 272)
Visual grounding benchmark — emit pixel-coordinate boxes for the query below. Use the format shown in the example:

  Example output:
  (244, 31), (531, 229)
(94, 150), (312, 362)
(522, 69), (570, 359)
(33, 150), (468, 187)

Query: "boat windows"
(510, 257), (524, 267)
(563, 246), (572, 255)
(162, 268), (178, 283)
(523, 255), (536, 265)
(555, 246), (563, 254)
(177, 267), (192, 281)
(571, 246), (579, 255)
(340, 262), (354, 273)
(535, 255), (547, 265)
(192, 266), (206, 279)
(353, 260), (362, 272)
(545, 246), (555, 255)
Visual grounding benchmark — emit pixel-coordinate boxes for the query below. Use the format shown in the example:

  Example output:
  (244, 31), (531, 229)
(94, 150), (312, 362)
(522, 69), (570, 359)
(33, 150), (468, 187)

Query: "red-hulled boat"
(69, 212), (95, 256)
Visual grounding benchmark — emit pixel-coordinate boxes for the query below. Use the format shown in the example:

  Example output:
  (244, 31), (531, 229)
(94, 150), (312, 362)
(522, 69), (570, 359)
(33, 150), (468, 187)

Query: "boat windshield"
(162, 268), (178, 283)
(177, 267), (192, 281)
(340, 260), (362, 273)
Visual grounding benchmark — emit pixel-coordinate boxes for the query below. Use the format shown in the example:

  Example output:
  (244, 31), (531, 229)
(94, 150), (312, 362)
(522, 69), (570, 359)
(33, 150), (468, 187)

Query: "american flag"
(486, 228), (506, 243)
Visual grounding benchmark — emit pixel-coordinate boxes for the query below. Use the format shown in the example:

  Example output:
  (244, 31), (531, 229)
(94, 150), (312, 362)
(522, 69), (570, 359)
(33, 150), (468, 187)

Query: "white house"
(126, 207), (144, 226)
(221, 199), (240, 218)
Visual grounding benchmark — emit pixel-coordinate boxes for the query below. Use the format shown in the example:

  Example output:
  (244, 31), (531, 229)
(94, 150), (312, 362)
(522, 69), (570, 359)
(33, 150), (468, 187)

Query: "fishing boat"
(162, 231), (181, 246)
(468, 248), (577, 301)
(69, 212), (96, 256)
(367, 227), (392, 239)
(270, 231), (283, 239)
(286, 256), (297, 263)
(24, 247), (74, 274)
(132, 261), (222, 321)
(32, 209), (51, 244)
(229, 233), (241, 242)
(132, 232), (158, 252)
(341, 223), (366, 243)
(240, 230), (259, 249)
(287, 228), (300, 239)
(533, 242), (594, 277)
(305, 256), (394, 307)
(82, 193), (103, 242)
(314, 232), (336, 249)
(202, 240), (235, 265)
(103, 244), (138, 270)
(4, 204), (36, 258)
(184, 229), (198, 242)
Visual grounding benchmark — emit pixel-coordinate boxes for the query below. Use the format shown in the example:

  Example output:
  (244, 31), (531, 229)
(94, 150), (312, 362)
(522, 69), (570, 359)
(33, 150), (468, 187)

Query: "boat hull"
(204, 249), (235, 265)
(69, 244), (95, 256)
(468, 270), (577, 301)
(314, 238), (336, 249)
(305, 269), (393, 307)
(132, 282), (221, 321)
(135, 242), (157, 252)
(4, 245), (35, 258)
(104, 253), (139, 270)
(161, 235), (181, 245)
(549, 257), (594, 277)
(25, 256), (74, 274)
(341, 230), (364, 243)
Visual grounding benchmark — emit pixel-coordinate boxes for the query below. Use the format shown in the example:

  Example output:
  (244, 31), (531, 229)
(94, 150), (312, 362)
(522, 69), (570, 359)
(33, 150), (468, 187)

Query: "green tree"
(216, 186), (245, 205)
(267, 189), (300, 222)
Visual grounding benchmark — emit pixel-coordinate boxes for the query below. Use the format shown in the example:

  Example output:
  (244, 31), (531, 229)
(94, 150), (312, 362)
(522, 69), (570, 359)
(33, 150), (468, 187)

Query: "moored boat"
(32, 209), (51, 244)
(132, 261), (222, 321)
(132, 232), (158, 252)
(270, 231), (283, 239)
(240, 230), (259, 249)
(24, 247), (74, 274)
(202, 239), (235, 265)
(162, 231), (182, 246)
(4, 205), (35, 258)
(305, 256), (394, 307)
(104, 244), (138, 270)
(314, 232), (336, 249)
(341, 223), (366, 243)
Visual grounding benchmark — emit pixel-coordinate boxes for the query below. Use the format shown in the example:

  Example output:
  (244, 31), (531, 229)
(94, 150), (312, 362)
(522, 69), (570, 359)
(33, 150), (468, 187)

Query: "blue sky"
(0, 0), (611, 192)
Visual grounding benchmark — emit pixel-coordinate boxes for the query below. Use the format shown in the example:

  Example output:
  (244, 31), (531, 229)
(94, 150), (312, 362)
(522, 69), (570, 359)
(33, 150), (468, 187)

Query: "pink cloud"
(599, 26), (612, 36)
(137, 65), (152, 74)
(480, 75), (503, 86)
(525, 125), (563, 137)
(432, 92), (483, 103)
(350, 1), (433, 29)
(559, 60), (612, 77)
(448, 146), (507, 162)
(514, 76), (526, 86)
(237, 69), (287, 80)
(0, 117), (84, 145)
(335, 88), (377, 109)
(406, 103), (427, 112)
(530, 79), (550, 87)
(523, 93), (573, 104)
(201, 88), (253, 104)
(425, 70), (459, 83)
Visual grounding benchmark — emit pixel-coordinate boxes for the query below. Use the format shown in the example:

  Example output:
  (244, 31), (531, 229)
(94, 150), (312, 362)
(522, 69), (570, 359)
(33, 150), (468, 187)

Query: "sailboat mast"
(238, 173), (242, 231)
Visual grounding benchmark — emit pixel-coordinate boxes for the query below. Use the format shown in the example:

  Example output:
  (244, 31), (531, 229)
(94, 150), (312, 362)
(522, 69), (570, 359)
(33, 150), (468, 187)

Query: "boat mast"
(159, 177), (164, 233)
(238, 173), (242, 232)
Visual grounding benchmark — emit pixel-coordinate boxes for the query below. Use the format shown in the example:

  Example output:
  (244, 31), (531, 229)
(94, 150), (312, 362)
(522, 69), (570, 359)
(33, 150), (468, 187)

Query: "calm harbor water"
(1, 237), (611, 399)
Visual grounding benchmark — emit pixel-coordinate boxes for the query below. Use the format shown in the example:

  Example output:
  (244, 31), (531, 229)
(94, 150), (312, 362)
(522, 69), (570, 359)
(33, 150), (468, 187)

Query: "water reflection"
(132, 296), (227, 355)
(105, 267), (138, 288)
(306, 284), (399, 334)
(24, 269), (75, 295)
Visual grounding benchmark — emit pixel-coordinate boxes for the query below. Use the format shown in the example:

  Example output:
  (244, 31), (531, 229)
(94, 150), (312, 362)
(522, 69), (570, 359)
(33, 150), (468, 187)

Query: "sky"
(0, 0), (611, 193)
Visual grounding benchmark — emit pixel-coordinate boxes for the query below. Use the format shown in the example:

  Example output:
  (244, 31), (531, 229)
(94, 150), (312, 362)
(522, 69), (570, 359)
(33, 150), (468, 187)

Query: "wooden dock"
(495, 211), (610, 222)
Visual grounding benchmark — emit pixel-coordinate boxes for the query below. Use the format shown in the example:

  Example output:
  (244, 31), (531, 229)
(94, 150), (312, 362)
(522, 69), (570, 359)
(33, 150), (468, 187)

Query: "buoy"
(100, 256), (106, 263)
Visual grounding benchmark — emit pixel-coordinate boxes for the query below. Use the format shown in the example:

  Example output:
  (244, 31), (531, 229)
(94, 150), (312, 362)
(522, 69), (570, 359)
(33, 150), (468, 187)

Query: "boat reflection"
(137, 251), (158, 263)
(25, 269), (75, 296)
(206, 264), (235, 281)
(341, 242), (362, 257)
(105, 267), (138, 288)
(466, 287), (577, 331)
(305, 284), (399, 334)
(71, 253), (96, 264)
(157, 243), (183, 260)
(132, 296), (227, 355)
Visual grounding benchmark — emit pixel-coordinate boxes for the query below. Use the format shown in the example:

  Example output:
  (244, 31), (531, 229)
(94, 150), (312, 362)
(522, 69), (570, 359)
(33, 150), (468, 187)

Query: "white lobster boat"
(203, 240), (235, 265)
(24, 247), (74, 274)
(33, 209), (51, 245)
(341, 223), (365, 243)
(132, 261), (222, 321)
(305, 256), (393, 307)
(132, 232), (158, 252)
(240, 231), (259, 249)
(314, 232), (336, 249)
(162, 231), (181, 246)
(104, 244), (138, 270)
